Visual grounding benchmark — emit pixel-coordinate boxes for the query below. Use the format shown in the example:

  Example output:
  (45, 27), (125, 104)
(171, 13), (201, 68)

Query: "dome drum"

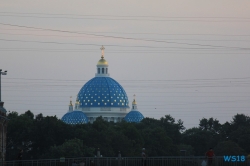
(78, 107), (129, 112)
(77, 107), (129, 123)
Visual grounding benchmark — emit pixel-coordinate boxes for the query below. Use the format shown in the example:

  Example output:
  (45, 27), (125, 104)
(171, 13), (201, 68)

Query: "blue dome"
(61, 111), (89, 124)
(77, 77), (129, 108)
(124, 111), (144, 123)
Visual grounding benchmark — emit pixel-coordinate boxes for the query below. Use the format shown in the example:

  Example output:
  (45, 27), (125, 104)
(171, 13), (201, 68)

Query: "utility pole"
(0, 69), (7, 166)
(0, 69), (7, 102)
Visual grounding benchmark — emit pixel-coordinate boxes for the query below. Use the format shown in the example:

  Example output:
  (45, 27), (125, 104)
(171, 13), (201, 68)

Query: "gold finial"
(132, 94), (137, 105)
(69, 96), (73, 106)
(75, 96), (79, 104)
(100, 45), (105, 59)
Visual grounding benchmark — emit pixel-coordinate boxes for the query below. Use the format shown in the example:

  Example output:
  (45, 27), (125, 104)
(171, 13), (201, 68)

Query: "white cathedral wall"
(76, 107), (129, 123)
(95, 74), (110, 77)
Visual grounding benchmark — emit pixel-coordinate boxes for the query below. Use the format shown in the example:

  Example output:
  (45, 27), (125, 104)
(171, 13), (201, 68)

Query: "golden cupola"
(97, 57), (108, 66)
(132, 94), (138, 110)
(132, 99), (137, 105)
(68, 97), (73, 112)
(95, 45), (110, 77)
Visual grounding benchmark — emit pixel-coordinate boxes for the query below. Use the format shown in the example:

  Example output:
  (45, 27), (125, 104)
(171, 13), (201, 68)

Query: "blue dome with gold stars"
(61, 111), (89, 124)
(77, 77), (129, 108)
(124, 97), (144, 123)
(124, 110), (144, 123)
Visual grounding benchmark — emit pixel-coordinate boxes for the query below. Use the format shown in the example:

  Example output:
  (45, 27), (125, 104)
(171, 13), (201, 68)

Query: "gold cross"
(70, 96), (73, 105)
(100, 45), (105, 59)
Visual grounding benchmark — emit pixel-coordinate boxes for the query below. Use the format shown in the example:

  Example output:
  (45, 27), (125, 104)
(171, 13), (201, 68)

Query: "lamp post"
(0, 69), (7, 165)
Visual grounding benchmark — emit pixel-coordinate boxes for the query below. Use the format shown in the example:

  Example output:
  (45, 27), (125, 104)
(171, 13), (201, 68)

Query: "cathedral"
(61, 46), (144, 124)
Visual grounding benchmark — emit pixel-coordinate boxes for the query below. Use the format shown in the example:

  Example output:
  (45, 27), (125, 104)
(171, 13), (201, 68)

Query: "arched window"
(98, 68), (100, 74)
(106, 68), (108, 74)
(102, 68), (104, 74)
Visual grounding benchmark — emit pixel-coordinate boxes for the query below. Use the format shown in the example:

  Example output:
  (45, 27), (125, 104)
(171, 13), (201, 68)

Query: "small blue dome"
(77, 77), (129, 108)
(61, 111), (89, 124)
(124, 111), (144, 123)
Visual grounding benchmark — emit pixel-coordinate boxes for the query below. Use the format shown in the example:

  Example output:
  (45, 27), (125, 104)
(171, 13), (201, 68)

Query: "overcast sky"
(1, 0), (250, 128)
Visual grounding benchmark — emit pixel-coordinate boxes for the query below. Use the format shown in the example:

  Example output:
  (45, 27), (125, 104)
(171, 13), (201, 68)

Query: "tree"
(181, 127), (216, 155)
(229, 126), (250, 153)
(120, 122), (144, 156)
(142, 127), (178, 156)
(160, 115), (185, 144)
(24, 110), (34, 120)
(225, 114), (250, 153)
(214, 141), (246, 155)
(178, 144), (195, 156)
(47, 138), (95, 158)
(30, 115), (73, 159)
(8, 110), (250, 159)
(231, 114), (250, 129)
(199, 117), (221, 134)
(6, 111), (33, 160)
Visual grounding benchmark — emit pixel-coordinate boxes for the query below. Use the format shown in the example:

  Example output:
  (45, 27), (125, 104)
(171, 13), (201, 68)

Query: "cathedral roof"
(124, 110), (144, 123)
(77, 77), (129, 108)
(61, 111), (88, 124)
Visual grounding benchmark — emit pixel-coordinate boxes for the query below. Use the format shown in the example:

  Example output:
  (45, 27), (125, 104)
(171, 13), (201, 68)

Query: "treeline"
(6, 111), (250, 160)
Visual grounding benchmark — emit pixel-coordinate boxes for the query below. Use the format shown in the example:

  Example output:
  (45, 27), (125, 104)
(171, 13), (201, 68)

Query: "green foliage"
(141, 127), (178, 156)
(178, 144), (194, 156)
(24, 110), (34, 119)
(7, 111), (33, 152)
(6, 110), (250, 159)
(47, 138), (95, 158)
(214, 141), (246, 155)
(199, 117), (221, 133)
(181, 127), (214, 155)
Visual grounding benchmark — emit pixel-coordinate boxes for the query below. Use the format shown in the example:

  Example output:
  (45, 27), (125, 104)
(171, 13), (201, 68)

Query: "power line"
(1, 23), (250, 50)
(0, 49), (249, 54)
(0, 12), (250, 20)
(2, 32), (250, 42)
(3, 95), (250, 98)
(4, 76), (250, 82)
(1, 12), (250, 19)
(1, 12), (250, 22)
(1, 28), (249, 37)
(2, 14), (250, 22)
(0, 47), (238, 51)
(0, 39), (216, 50)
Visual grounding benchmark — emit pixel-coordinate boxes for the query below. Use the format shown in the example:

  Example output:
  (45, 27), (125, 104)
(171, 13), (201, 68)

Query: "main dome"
(61, 111), (89, 124)
(77, 77), (129, 108)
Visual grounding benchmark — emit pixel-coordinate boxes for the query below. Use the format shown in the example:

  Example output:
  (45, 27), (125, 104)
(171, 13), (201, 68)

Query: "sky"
(0, 0), (250, 129)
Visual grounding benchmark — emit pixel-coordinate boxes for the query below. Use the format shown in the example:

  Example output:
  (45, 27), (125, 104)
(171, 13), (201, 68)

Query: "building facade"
(62, 46), (144, 124)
